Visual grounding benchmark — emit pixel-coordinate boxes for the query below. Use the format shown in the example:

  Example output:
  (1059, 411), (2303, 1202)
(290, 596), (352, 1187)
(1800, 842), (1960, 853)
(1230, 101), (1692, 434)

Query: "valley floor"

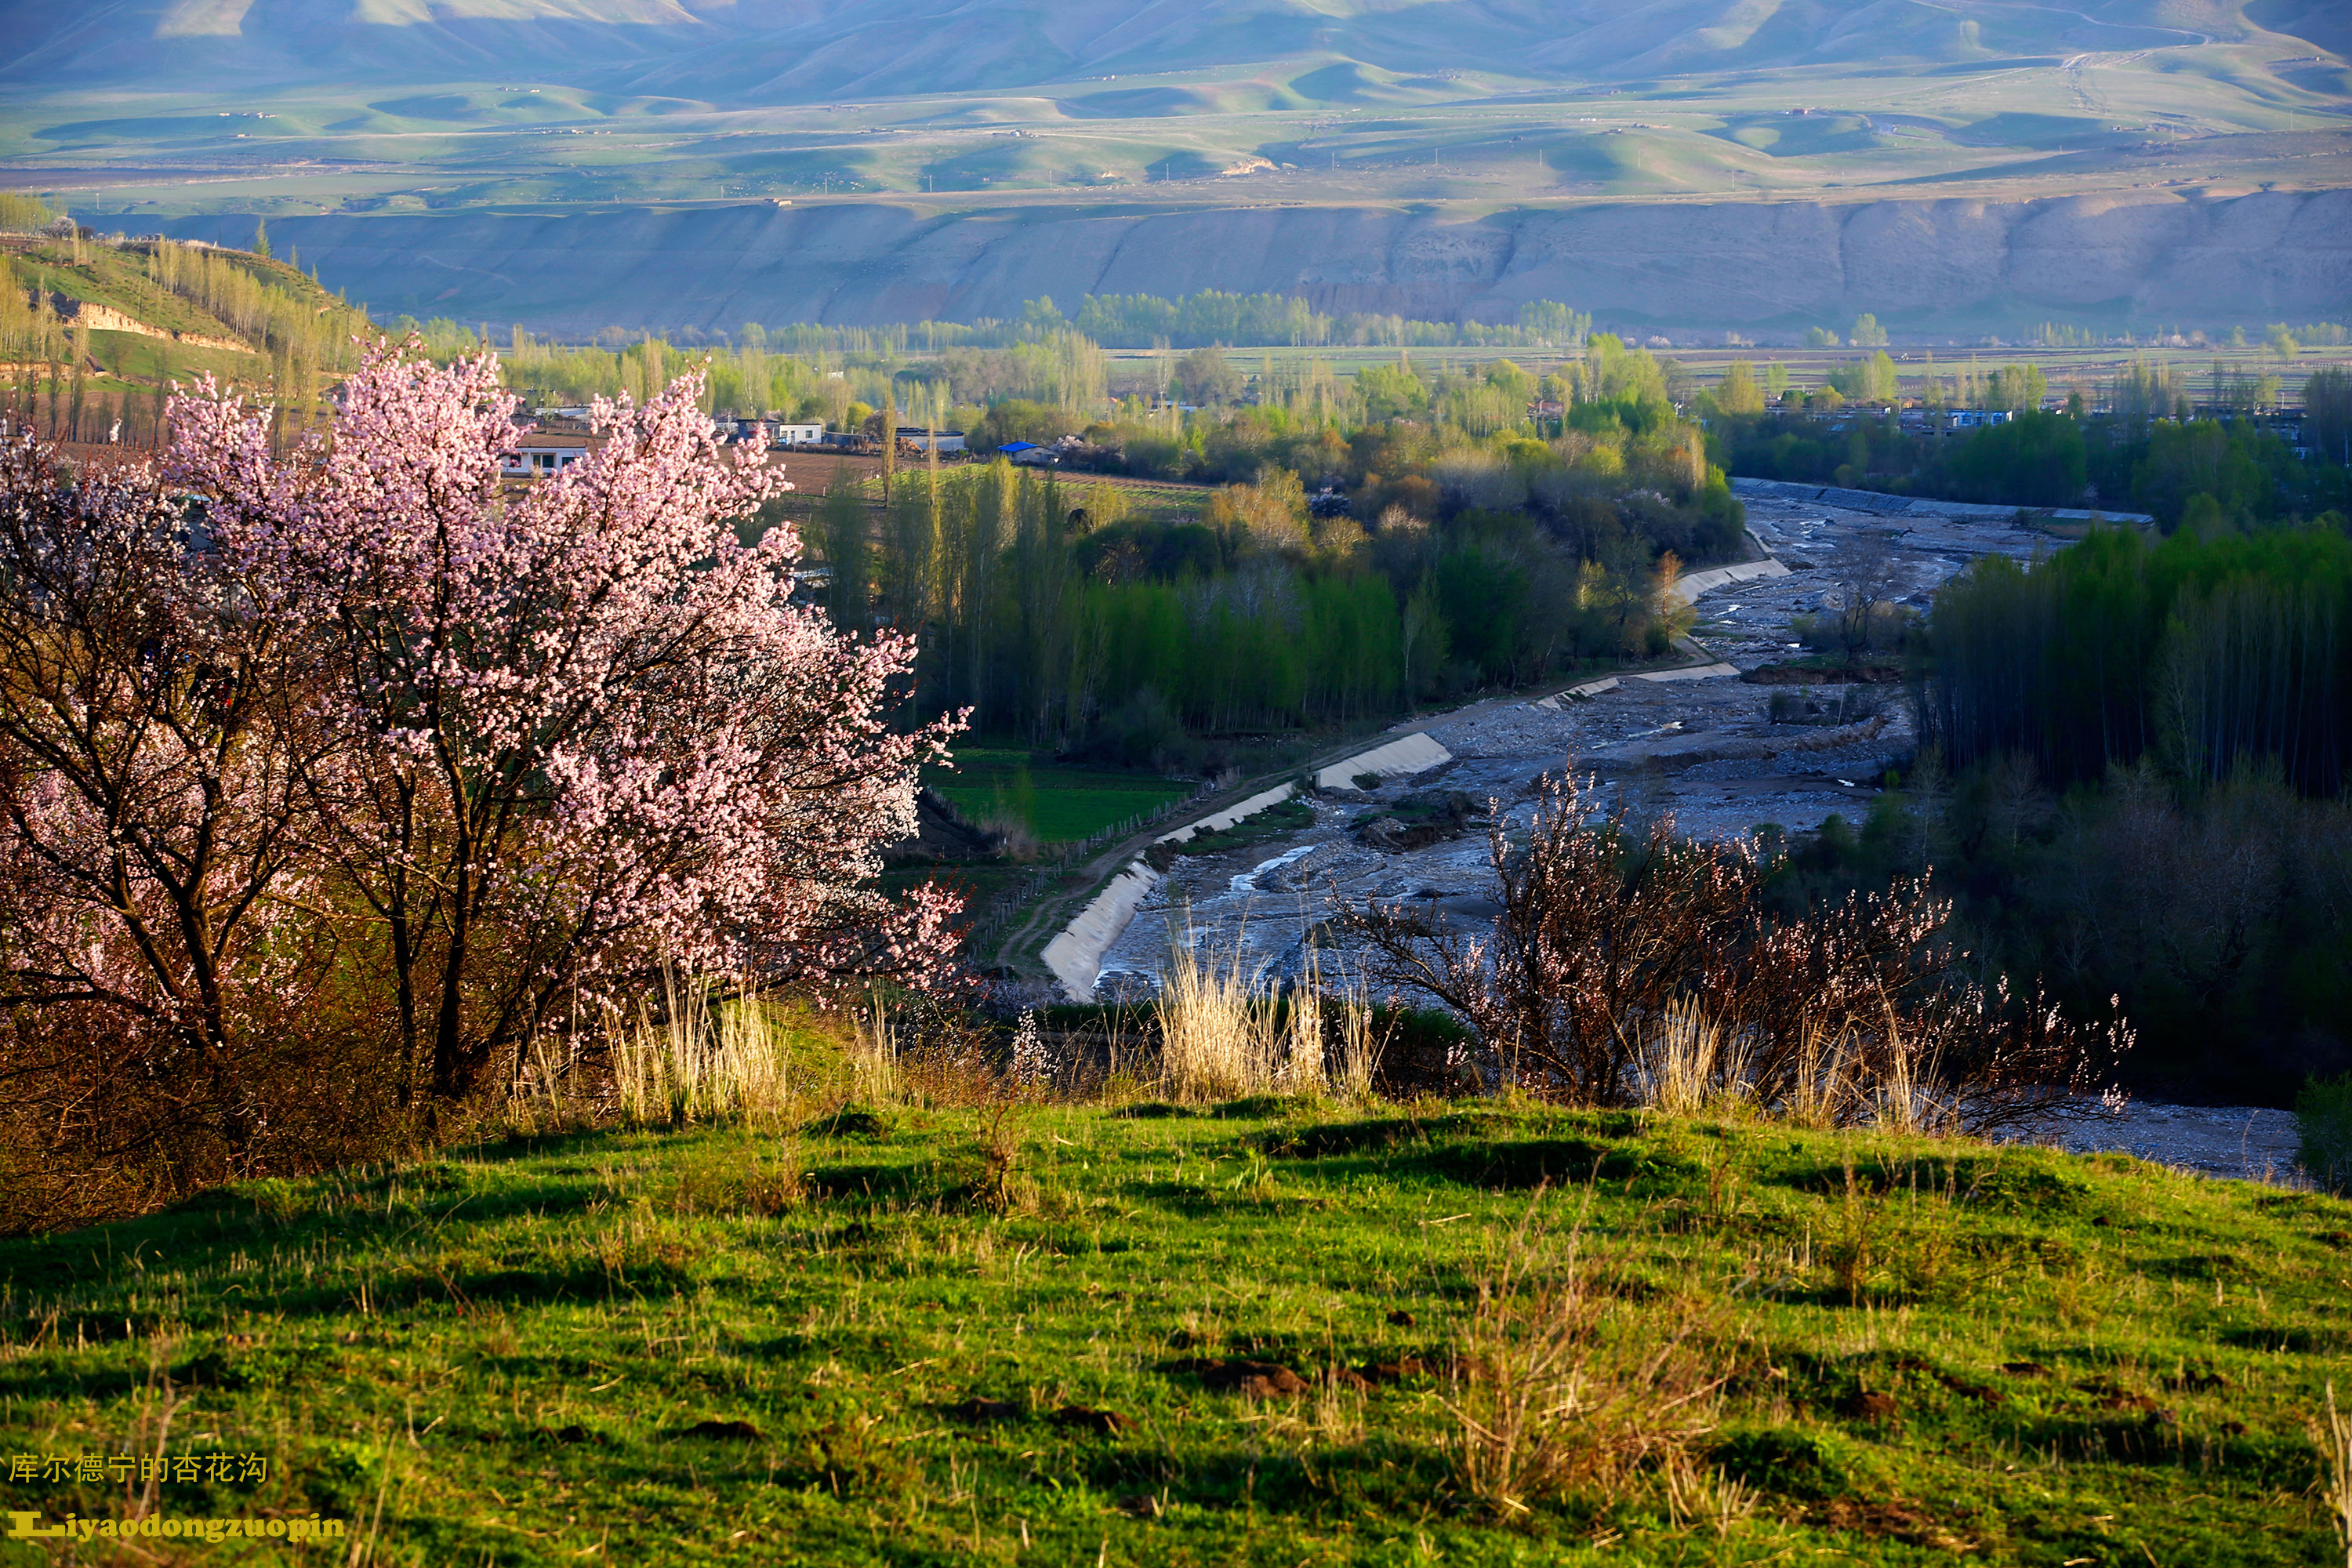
(1096, 485), (2048, 995)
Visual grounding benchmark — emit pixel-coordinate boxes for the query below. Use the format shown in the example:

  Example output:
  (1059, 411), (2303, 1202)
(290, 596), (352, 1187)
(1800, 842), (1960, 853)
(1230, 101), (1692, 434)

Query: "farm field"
(2, 1073), (2346, 1564)
(927, 746), (1195, 845)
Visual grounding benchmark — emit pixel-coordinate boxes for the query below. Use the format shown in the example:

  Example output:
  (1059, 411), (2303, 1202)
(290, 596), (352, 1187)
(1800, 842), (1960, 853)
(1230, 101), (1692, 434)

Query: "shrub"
(0, 343), (969, 1218)
(1338, 766), (2129, 1128)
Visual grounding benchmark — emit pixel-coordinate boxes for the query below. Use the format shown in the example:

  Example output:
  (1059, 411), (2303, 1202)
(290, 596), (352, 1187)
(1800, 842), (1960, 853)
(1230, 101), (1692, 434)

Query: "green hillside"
(2, 1087), (2347, 1563)
(3, 234), (374, 434)
(0, 0), (2318, 103)
(9, 241), (249, 345)
(0, 0), (2336, 338)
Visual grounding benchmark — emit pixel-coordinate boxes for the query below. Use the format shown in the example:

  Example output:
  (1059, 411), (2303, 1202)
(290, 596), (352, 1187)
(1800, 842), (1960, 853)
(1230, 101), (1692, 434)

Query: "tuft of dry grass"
(1659, 1450), (1761, 1538)
(1156, 926), (1285, 1101)
(1640, 999), (1751, 1117)
(1628, 999), (1966, 1140)
(609, 968), (795, 1127)
(1783, 1022), (1844, 1129)
(1443, 1195), (1730, 1521)
(2316, 1381), (2352, 1568)
(848, 990), (902, 1106)
(1332, 984), (1383, 1102)
(1154, 920), (1386, 1102)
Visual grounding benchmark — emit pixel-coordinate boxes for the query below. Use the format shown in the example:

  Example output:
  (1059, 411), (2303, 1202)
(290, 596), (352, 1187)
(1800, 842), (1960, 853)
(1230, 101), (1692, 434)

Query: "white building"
(500, 434), (591, 477)
(768, 422), (826, 447)
(895, 426), (966, 452)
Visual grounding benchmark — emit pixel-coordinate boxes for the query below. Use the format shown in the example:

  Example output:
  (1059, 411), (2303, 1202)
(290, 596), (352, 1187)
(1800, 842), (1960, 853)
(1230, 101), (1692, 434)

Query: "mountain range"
(3, 0), (2322, 101)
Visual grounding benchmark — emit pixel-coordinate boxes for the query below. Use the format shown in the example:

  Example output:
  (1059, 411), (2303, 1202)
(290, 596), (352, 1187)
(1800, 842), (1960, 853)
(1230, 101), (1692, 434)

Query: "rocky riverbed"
(1080, 485), (2310, 1185)
(1096, 483), (2056, 993)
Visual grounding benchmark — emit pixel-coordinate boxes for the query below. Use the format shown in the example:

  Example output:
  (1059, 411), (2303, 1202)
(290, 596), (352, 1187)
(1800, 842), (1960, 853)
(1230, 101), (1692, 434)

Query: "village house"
(895, 426), (966, 452)
(499, 433), (592, 477)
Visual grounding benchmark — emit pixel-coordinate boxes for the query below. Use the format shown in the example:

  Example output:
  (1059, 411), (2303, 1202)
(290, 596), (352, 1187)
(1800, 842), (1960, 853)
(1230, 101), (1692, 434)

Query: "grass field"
(4, 1069), (2348, 1566)
(927, 747), (1194, 845)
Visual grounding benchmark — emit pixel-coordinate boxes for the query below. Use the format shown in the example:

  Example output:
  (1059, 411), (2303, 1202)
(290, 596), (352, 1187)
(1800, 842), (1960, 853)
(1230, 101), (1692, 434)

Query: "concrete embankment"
(1040, 745), (1459, 1001)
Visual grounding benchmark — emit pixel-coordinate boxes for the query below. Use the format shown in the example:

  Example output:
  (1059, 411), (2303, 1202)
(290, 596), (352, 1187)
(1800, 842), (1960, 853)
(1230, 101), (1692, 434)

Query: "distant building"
(895, 426), (966, 452)
(768, 422), (826, 446)
(500, 434), (591, 477)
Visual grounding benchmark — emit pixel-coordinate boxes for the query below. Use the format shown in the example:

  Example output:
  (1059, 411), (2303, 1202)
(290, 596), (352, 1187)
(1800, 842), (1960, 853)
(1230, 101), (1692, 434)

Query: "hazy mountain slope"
(0, 0), (2314, 97)
(158, 187), (2351, 333)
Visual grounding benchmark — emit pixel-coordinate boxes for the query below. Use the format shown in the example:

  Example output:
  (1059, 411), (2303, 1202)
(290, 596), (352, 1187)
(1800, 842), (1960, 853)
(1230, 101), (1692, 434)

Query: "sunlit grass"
(3, 1075), (2347, 1563)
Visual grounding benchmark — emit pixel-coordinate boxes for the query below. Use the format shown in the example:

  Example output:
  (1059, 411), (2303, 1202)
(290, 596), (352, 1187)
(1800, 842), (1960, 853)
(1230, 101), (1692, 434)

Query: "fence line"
(960, 778), (1218, 958)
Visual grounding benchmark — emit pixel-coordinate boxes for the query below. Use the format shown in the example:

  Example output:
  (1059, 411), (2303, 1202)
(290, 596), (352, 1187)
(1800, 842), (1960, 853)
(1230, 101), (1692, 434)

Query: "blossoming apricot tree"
(0, 338), (962, 1142)
(0, 433), (321, 1153)
(168, 339), (964, 1101)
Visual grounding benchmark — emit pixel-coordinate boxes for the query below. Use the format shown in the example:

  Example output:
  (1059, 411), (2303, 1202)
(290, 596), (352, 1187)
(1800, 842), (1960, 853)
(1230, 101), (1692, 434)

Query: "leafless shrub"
(978, 815), (1042, 863)
(963, 1098), (1032, 1214)
(1338, 768), (2129, 1131)
(852, 988), (1009, 1108)
(1444, 1197), (1727, 1520)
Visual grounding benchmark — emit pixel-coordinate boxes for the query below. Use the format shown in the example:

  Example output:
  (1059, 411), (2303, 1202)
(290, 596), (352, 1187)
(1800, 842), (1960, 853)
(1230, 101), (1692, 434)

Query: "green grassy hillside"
(6, 243), (241, 346)
(3, 0), (2337, 338)
(4, 1091), (2348, 1563)
(5, 235), (372, 412)
(0, 0), (2320, 103)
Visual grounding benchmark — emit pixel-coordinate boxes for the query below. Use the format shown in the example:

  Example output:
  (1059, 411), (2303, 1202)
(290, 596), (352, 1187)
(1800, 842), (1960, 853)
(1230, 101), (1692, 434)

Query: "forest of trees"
(797, 354), (1737, 757)
(1716, 366), (2351, 527)
(1764, 523), (2352, 1098)
(1780, 748), (2352, 1101)
(0, 193), (60, 234)
(1926, 526), (2352, 794)
(1066, 292), (1589, 350)
(2, 234), (373, 449)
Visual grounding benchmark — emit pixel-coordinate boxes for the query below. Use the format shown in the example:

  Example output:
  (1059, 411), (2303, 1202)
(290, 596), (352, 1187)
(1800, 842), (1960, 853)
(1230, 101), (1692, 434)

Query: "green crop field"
(4, 1071), (2348, 1564)
(927, 747), (1193, 844)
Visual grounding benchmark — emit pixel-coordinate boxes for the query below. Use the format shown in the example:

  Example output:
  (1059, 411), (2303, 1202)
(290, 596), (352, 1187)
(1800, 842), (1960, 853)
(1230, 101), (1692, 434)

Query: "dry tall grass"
(1444, 1199), (1728, 1519)
(1639, 1000), (1750, 1116)
(849, 991), (902, 1105)
(1332, 985), (1382, 1102)
(1152, 928), (1384, 1101)
(1156, 932), (1284, 1101)
(608, 969), (796, 1127)
(1784, 1023), (1842, 1129)
(2316, 1381), (2352, 1568)
(1631, 1000), (1961, 1134)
